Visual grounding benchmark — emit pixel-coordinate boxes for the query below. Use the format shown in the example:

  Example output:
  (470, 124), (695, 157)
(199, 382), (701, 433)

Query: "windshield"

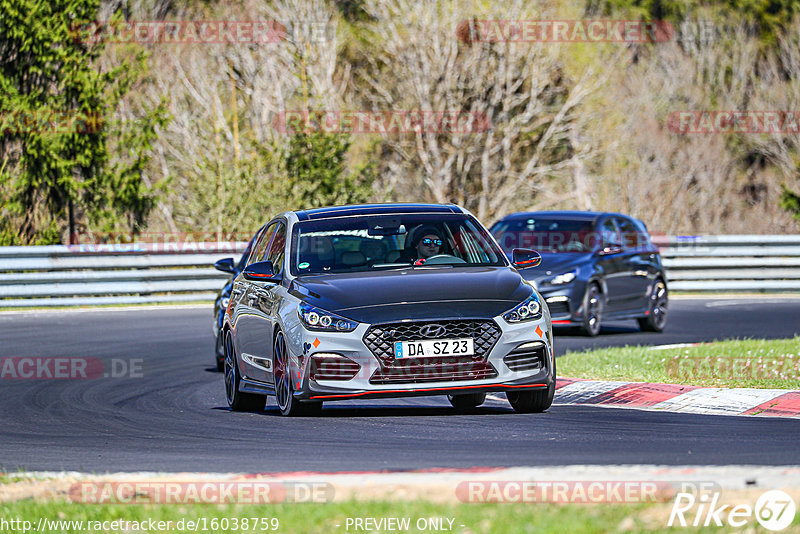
(291, 214), (506, 275)
(491, 218), (598, 253)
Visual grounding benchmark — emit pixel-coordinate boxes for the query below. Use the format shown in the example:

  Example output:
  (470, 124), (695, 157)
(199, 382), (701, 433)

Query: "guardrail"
(0, 243), (247, 308)
(0, 235), (798, 308)
(654, 235), (800, 291)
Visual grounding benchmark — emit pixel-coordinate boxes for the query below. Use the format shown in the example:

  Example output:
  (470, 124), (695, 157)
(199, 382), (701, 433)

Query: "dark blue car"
(490, 211), (668, 336)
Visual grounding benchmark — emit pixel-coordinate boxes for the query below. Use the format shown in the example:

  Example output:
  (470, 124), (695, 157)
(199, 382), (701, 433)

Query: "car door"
(595, 216), (626, 312)
(235, 222), (277, 382)
(246, 221), (288, 385)
(614, 216), (653, 310)
(230, 226), (267, 325)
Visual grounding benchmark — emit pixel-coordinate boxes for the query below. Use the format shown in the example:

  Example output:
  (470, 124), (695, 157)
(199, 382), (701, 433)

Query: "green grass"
(558, 337), (800, 389)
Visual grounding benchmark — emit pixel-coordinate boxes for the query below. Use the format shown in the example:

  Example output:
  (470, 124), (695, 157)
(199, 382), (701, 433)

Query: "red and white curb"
(552, 378), (800, 418)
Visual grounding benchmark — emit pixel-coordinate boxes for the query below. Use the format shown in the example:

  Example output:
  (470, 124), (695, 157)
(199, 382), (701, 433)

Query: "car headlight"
(546, 268), (577, 285)
(298, 302), (358, 332)
(503, 293), (543, 323)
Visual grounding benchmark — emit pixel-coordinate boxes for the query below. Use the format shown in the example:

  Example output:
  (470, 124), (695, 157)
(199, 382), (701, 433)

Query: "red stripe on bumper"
(309, 382), (547, 400)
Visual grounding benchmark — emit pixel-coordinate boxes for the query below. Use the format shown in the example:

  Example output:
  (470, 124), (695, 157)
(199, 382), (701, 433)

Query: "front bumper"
(537, 281), (587, 325)
(288, 315), (554, 402)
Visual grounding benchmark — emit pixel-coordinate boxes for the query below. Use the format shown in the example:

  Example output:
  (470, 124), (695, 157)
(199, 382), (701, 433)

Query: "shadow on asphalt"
(553, 323), (641, 337)
(212, 405), (515, 417)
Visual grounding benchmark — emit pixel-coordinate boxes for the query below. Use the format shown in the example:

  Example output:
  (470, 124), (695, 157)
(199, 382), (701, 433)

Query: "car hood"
(290, 267), (532, 324)
(514, 252), (592, 282)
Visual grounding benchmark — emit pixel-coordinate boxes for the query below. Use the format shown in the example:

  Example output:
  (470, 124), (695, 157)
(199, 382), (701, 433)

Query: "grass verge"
(558, 337), (800, 389)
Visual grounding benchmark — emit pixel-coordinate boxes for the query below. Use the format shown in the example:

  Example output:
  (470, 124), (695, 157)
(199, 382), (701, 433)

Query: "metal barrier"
(0, 235), (798, 308)
(654, 235), (800, 291)
(0, 243), (247, 308)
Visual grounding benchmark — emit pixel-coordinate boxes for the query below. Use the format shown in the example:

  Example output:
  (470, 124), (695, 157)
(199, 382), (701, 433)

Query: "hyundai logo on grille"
(419, 324), (446, 338)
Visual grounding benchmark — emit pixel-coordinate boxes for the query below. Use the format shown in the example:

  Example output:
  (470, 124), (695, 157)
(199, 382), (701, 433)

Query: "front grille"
(309, 355), (360, 381)
(363, 320), (502, 364)
(503, 342), (547, 372)
(545, 300), (570, 317)
(363, 319), (502, 385)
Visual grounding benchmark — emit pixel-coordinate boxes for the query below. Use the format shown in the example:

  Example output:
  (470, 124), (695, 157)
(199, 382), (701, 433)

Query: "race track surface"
(1, 298), (799, 473)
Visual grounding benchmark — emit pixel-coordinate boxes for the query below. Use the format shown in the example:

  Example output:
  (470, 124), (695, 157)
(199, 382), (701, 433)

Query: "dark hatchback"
(490, 211), (668, 336)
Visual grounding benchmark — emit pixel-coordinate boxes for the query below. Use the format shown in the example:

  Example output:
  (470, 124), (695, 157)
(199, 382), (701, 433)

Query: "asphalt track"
(1, 298), (799, 473)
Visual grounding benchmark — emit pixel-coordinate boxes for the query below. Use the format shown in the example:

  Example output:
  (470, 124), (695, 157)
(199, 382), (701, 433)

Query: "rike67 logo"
(669, 489), (796, 531)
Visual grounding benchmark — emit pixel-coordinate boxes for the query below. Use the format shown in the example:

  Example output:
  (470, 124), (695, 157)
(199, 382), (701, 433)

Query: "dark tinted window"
(237, 228), (262, 269)
(633, 219), (653, 248)
(248, 223), (276, 266)
(599, 218), (620, 249)
(491, 218), (598, 253)
(265, 223), (286, 275)
(292, 214), (504, 275)
(617, 217), (648, 250)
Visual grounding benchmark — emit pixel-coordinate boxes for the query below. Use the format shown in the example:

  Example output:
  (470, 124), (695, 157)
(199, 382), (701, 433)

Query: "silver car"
(222, 203), (555, 416)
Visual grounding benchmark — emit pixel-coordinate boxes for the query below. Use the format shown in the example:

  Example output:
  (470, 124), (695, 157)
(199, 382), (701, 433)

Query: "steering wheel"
(420, 254), (468, 265)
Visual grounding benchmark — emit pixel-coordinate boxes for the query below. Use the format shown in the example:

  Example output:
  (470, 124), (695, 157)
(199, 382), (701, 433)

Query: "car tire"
(224, 331), (266, 412)
(638, 279), (668, 332)
(580, 282), (603, 337)
(273, 330), (323, 417)
(215, 333), (225, 372)
(507, 359), (556, 413)
(447, 392), (486, 411)
(507, 385), (554, 413)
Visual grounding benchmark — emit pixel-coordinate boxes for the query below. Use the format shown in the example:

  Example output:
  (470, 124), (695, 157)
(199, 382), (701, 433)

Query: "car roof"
(495, 210), (633, 223)
(294, 203), (463, 221)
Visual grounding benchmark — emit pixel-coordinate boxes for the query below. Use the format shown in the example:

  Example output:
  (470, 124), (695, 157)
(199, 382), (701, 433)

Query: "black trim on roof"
(295, 203), (461, 220)
(497, 210), (618, 222)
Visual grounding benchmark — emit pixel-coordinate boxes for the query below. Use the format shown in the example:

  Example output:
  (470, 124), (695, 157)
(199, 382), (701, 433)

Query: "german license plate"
(393, 338), (474, 358)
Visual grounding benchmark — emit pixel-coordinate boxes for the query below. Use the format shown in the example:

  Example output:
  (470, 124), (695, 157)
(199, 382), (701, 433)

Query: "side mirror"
(242, 261), (280, 281)
(214, 258), (236, 274)
(512, 248), (542, 269)
(598, 243), (623, 256)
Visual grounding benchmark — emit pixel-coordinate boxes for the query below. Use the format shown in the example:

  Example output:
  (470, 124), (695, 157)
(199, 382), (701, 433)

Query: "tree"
(0, 0), (168, 244)
(780, 185), (800, 222)
(285, 126), (375, 209)
(351, 0), (605, 222)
